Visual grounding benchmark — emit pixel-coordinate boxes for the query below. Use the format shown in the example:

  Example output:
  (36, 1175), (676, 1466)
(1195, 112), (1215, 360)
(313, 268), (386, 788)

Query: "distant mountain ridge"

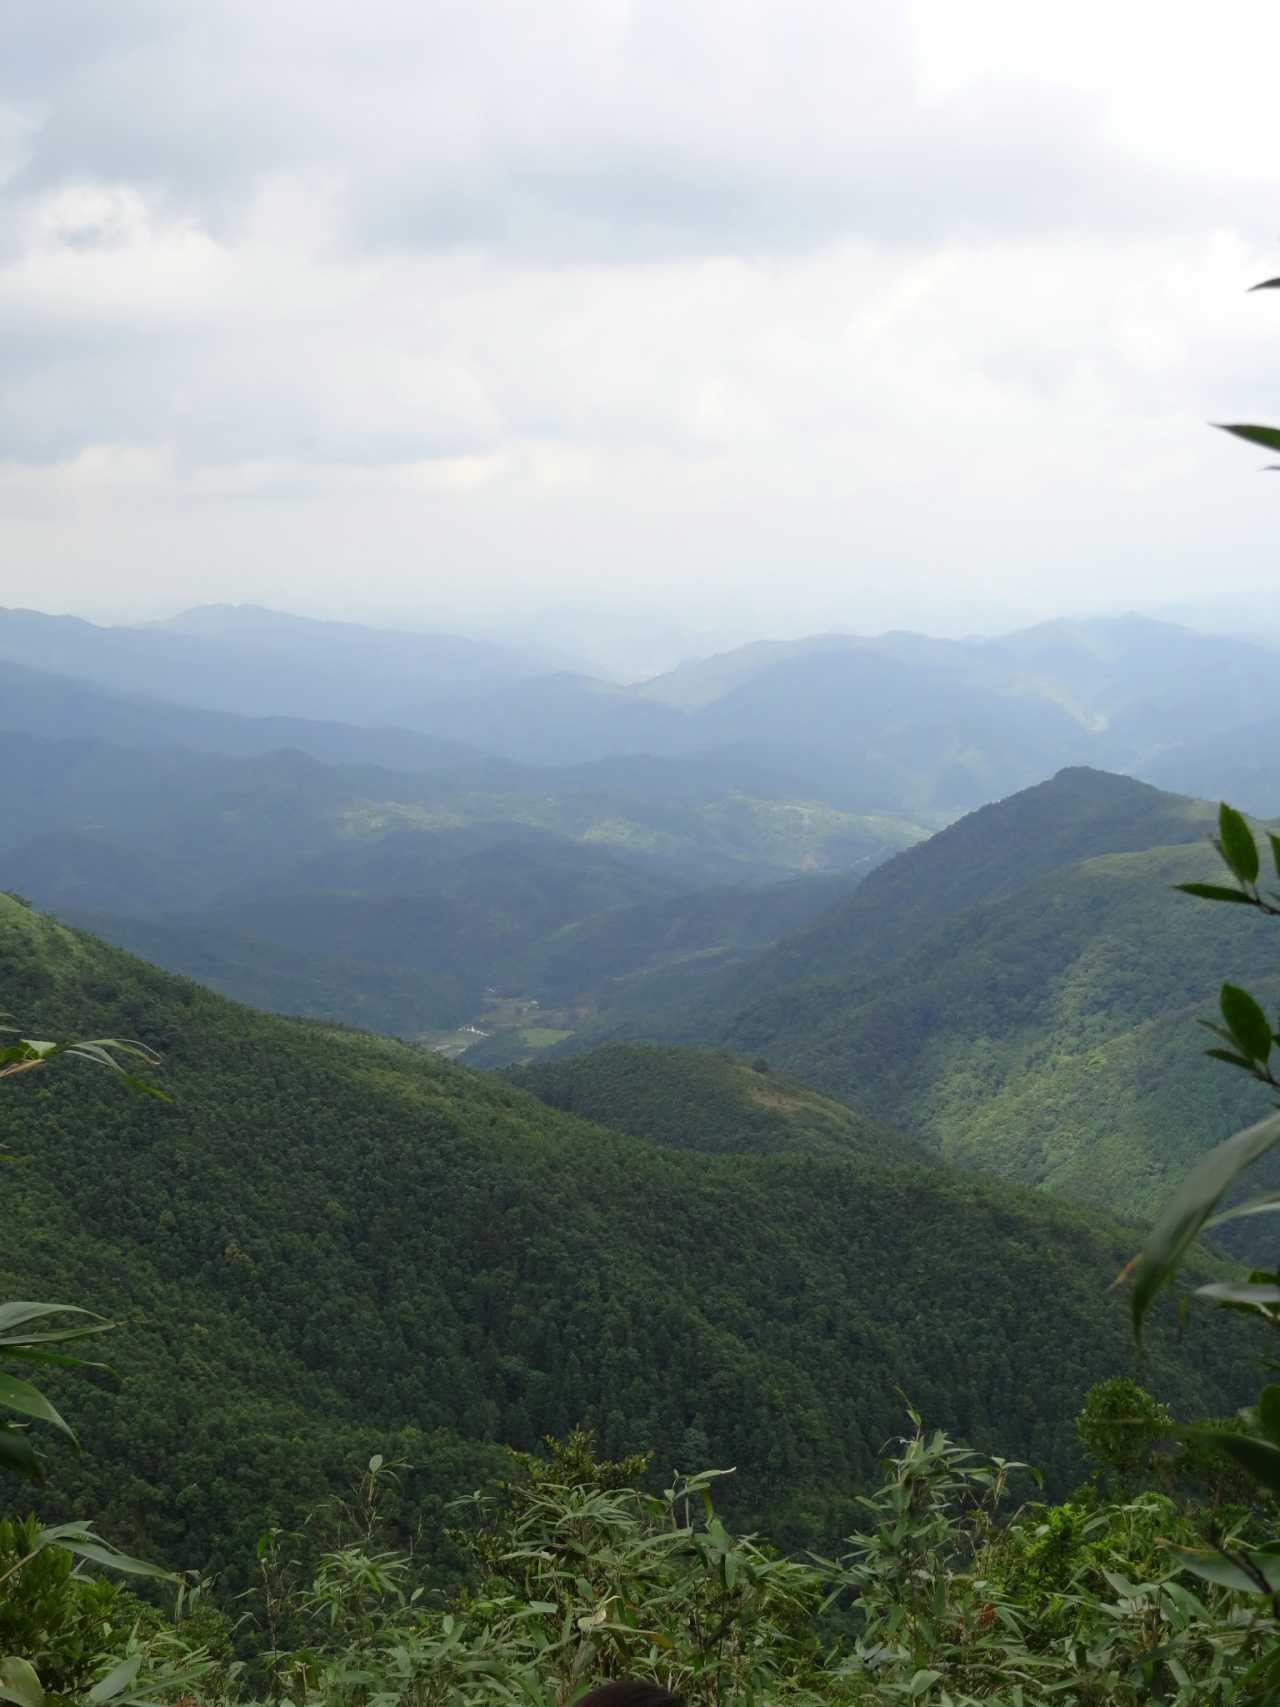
(10, 604), (1279, 817)
(0, 604), (539, 726)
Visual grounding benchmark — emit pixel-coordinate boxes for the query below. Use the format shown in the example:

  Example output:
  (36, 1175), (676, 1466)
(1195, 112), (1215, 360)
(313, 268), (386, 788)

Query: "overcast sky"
(0, 0), (1277, 643)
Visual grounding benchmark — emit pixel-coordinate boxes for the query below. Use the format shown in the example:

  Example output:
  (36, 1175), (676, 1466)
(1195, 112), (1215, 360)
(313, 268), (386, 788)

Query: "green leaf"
(87, 1657), (142, 1705)
(0, 1658), (43, 1707)
(0, 1302), (105, 1336)
(1220, 983), (1273, 1062)
(1206, 1188), (1280, 1229)
(0, 1426), (43, 1482)
(1259, 1385), (1280, 1445)
(1130, 1112), (1280, 1337)
(35, 1523), (175, 1581)
(909, 1671), (942, 1697)
(1218, 804), (1260, 884)
(1190, 1428), (1280, 1499)
(1216, 423), (1280, 455)
(0, 1346), (116, 1378)
(1174, 882), (1254, 904)
(1170, 1544), (1280, 1593)
(0, 1372), (78, 1445)
(1195, 1280), (1280, 1307)
(1204, 1047), (1259, 1071)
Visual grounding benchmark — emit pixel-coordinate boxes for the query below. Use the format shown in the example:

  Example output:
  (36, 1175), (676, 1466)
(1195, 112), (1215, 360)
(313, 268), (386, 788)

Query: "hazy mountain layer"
(1, 726), (921, 1031)
(0, 604), (537, 725)
(14, 605), (1280, 821)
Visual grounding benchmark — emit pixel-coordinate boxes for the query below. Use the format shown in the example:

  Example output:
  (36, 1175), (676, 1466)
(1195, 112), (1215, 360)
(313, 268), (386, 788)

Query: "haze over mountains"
(4, 594), (1275, 1601)
(10, 602), (1280, 806)
(6, 600), (1280, 1063)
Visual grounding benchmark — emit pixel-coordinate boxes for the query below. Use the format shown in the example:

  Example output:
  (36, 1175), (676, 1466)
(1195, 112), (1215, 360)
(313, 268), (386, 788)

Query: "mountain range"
(6, 596), (1277, 1607)
(10, 604), (1280, 816)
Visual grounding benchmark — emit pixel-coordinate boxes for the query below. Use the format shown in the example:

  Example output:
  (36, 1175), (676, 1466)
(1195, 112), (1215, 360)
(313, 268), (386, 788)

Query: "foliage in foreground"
(13, 1411), (1280, 1707)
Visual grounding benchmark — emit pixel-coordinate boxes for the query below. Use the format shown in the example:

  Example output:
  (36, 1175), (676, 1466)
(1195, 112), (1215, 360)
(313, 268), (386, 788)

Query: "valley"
(5, 601), (1280, 1698)
(9, 14), (1280, 1693)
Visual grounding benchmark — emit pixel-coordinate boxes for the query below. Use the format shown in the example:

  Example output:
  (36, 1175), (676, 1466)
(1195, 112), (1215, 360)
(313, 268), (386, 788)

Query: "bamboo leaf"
(0, 1426), (44, 1482)
(1220, 983), (1272, 1062)
(1206, 1189), (1280, 1229)
(1186, 1428), (1280, 1499)
(0, 1372), (78, 1445)
(1216, 423), (1280, 454)
(1204, 1047), (1259, 1070)
(35, 1523), (176, 1581)
(0, 1658), (44, 1707)
(1195, 1281), (1280, 1307)
(0, 1302), (106, 1336)
(1129, 1112), (1280, 1336)
(1169, 1544), (1280, 1592)
(1218, 805), (1260, 884)
(87, 1657), (142, 1705)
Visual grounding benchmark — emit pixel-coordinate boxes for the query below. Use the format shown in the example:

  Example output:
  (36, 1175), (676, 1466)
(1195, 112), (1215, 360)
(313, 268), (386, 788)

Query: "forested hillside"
(0, 893), (1245, 1586)
(566, 769), (1273, 1230)
(507, 1043), (919, 1161)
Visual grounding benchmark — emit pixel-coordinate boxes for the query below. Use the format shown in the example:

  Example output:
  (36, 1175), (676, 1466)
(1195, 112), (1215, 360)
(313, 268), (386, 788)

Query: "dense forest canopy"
(0, 893), (1246, 1592)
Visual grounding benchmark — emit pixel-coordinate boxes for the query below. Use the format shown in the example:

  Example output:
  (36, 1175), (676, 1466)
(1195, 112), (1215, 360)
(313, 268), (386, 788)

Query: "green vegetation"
(508, 1044), (917, 1163)
(570, 769), (1276, 1230)
(65, 911), (472, 1036)
(16, 1406), (1280, 1705)
(0, 893), (1246, 1592)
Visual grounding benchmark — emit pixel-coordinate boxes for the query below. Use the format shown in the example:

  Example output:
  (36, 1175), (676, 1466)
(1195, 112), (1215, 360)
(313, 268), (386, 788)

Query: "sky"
(0, 0), (1277, 646)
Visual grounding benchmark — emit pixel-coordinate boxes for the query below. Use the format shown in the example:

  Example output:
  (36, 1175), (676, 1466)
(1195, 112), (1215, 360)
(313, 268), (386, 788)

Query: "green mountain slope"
(727, 841), (1275, 1217)
(548, 767), (1218, 1062)
(615, 769), (1270, 1229)
(63, 909), (469, 1034)
(507, 1043), (919, 1162)
(731, 766), (1212, 1001)
(0, 895), (1245, 1579)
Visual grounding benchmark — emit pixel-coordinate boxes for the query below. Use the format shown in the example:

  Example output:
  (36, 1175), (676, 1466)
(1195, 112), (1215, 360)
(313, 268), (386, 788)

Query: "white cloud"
(0, 0), (1277, 635)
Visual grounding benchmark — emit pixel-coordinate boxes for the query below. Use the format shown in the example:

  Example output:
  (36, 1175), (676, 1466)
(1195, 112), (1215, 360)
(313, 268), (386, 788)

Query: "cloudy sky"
(1, 0), (1277, 643)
